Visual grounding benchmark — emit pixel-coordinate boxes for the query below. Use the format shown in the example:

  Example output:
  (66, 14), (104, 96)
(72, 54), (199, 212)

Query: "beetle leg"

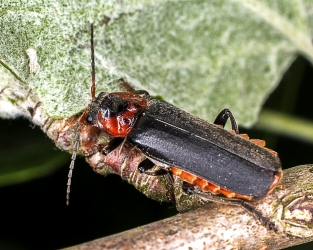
(138, 158), (176, 205)
(181, 181), (197, 195)
(133, 90), (150, 100)
(163, 171), (176, 206)
(102, 137), (124, 155)
(119, 78), (136, 92)
(83, 145), (99, 157)
(118, 78), (150, 100)
(182, 181), (277, 231)
(214, 109), (239, 134)
(138, 158), (169, 175)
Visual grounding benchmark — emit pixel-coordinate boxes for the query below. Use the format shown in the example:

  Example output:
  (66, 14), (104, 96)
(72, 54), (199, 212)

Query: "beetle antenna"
(90, 23), (96, 101)
(66, 23), (96, 205)
(66, 134), (80, 206)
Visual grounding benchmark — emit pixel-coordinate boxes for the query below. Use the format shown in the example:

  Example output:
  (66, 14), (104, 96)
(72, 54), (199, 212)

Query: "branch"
(70, 165), (313, 250)
(2, 82), (313, 249)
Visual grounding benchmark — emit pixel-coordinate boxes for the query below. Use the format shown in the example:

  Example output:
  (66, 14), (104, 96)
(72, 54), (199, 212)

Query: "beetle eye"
(112, 101), (129, 114)
(86, 116), (93, 124)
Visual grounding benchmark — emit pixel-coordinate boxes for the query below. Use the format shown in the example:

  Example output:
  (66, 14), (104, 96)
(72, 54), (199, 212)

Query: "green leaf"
(0, 149), (68, 187)
(256, 109), (313, 144)
(1, 0), (313, 126)
(0, 119), (69, 187)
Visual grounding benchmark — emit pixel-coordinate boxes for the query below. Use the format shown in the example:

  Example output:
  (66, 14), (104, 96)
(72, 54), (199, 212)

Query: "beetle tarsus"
(182, 181), (277, 231)
(240, 201), (277, 232)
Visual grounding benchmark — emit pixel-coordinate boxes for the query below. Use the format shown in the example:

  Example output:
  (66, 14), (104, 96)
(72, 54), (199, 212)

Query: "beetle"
(67, 24), (282, 230)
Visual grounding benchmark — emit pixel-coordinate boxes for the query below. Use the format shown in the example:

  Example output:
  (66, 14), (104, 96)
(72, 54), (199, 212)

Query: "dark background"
(0, 55), (312, 249)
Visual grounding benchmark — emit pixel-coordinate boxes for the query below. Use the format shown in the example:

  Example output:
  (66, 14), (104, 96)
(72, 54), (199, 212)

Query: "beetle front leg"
(118, 78), (150, 100)
(214, 109), (239, 134)
(182, 182), (277, 231)
(101, 137), (125, 155)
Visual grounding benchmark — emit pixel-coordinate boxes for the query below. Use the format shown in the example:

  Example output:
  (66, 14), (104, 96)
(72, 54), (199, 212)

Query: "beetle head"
(86, 92), (149, 137)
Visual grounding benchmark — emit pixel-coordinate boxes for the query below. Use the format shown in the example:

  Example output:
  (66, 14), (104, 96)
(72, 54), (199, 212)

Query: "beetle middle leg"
(138, 158), (176, 205)
(138, 158), (169, 176)
(214, 109), (239, 134)
(182, 181), (277, 231)
(93, 136), (176, 204)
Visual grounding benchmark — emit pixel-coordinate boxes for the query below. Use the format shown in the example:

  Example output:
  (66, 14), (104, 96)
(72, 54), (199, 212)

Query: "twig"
(69, 165), (313, 250)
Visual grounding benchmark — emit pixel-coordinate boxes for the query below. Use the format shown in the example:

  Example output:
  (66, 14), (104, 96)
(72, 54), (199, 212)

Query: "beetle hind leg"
(240, 202), (277, 231)
(138, 158), (176, 205)
(214, 109), (239, 134)
(182, 182), (277, 231)
(215, 110), (275, 154)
